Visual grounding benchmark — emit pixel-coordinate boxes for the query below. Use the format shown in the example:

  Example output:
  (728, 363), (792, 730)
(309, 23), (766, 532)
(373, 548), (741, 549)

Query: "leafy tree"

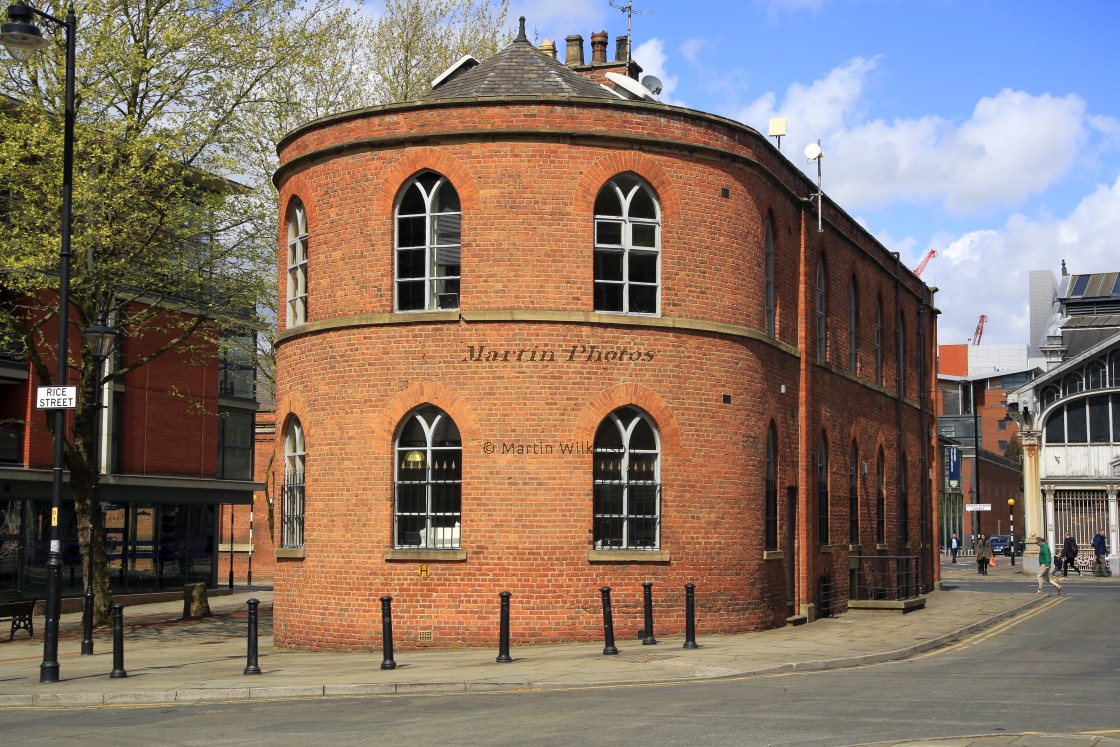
(0, 0), (363, 624)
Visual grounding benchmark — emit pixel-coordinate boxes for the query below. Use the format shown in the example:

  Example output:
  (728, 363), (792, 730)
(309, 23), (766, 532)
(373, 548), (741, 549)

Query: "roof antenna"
(609, 0), (653, 66)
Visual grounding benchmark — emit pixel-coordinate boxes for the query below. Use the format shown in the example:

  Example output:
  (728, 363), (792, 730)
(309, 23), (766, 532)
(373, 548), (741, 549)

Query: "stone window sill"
(587, 550), (670, 563)
(384, 549), (467, 561)
(763, 550), (784, 560)
(276, 547), (305, 559)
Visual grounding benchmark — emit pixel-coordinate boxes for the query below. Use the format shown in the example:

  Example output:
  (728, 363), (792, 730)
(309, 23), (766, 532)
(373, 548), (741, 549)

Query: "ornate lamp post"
(1, 1), (78, 684)
(80, 319), (117, 655)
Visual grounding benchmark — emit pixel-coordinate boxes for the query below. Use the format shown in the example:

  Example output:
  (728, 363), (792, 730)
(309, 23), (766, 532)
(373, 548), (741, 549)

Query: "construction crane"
(969, 314), (988, 345)
(913, 249), (937, 277)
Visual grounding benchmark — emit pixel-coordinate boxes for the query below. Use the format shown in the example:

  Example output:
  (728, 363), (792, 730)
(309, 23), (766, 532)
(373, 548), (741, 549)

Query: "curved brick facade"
(272, 71), (938, 650)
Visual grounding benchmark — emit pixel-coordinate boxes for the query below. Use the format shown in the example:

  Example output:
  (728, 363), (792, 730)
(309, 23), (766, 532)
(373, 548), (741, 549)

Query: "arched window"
(764, 216), (776, 337)
(898, 452), (909, 539)
(849, 441), (859, 545)
(1040, 385), (1060, 410)
(1062, 373), (1083, 397)
(394, 405), (462, 548)
(1109, 350), (1120, 386)
(594, 406), (661, 549)
(282, 417), (305, 548)
(1086, 361), (1105, 390)
(876, 447), (886, 544)
(396, 172), (461, 311)
(1044, 405), (1065, 444)
(816, 257), (827, 361)
(286, 199), (308, 328)
(817, 434), (829, 545)
(765, 423), (778, 550)
(848, 278), (858, 374)
(875, 296), (884, 385)
(594, 174), (660, 314)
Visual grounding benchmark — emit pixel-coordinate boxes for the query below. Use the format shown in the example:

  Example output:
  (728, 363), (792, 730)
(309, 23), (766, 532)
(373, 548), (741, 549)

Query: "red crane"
(913, 249), (937, 277)
(970, 314), (988, 345)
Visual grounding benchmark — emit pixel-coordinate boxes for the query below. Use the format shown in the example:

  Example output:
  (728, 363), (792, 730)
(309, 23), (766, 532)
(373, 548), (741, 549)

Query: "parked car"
(987, 534), (1023, 556)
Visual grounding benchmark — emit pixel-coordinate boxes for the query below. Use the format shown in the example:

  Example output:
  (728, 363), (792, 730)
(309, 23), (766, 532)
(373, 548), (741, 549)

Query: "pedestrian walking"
(1091, 530), (1108, 576)
(976, 534), (992, 576)
(1061, 534), (1081, 577)
(950, 533), (960, 563)
(1035, 536), (1063, 594)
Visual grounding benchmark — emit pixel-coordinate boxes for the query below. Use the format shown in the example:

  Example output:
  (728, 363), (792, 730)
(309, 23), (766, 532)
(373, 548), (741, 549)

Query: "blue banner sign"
(947, 446), (960, 490)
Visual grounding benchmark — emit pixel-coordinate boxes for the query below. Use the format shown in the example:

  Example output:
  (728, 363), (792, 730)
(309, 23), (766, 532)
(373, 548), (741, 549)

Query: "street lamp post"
(968, 486), (976, 552)
(80, 319), (116, 655)
(2, 1), (78, 684)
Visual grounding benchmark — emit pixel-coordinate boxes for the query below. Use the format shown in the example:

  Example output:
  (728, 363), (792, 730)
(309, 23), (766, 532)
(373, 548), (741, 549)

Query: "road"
(1, 583), (1117, 747)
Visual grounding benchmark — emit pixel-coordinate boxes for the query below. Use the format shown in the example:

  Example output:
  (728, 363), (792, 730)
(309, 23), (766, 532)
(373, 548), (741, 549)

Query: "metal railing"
(851, 555), (919, 601)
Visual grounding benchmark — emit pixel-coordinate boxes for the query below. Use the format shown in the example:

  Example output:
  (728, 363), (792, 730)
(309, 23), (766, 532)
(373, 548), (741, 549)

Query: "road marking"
(908, 598), (1063, 660)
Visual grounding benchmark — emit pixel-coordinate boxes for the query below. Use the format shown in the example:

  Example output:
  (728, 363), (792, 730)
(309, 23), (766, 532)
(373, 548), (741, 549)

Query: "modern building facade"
(1008, 266), (1120, 572)
(0, 298), (261, 602)
(270, 21), (939, 650)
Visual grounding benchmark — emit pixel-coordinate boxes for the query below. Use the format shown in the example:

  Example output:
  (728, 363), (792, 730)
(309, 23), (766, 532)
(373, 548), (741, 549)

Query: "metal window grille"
(851, 555), (919, 601)
(395, 451), (462, 549)
(281, 471), (304, 549)
(1054, 490), (1108, 566)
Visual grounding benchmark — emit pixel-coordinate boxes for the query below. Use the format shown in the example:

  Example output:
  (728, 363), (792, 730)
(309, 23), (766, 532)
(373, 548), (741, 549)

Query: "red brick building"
(270, 20), (939, 650)
(0, 296), (261, 601)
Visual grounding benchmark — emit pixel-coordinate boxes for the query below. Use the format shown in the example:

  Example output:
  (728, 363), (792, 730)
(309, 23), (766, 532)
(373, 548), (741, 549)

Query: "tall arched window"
(898, 452), (909, 539)
(817, 434), (829, 545)
(764, 216), (776, 337)
(286, 199), (308, 328)
(396, 172), (461, 311)
(593, 406), (661, 549)
(874, 296), (884, 385)
(1062, 373), (1083, 397)
(282, 417), (306, 548)
(394, 405), (462, 548)
(816, 257), (827, 361)
(1109, 350), (1120, 386)
(849, 441), (860, 545)
(594, 174), (660, 314)
(765, 423), (778, 550)
(1086, 361), (1105, 390)
(876, 447), (886, 544)
(848, 278), (858, 374)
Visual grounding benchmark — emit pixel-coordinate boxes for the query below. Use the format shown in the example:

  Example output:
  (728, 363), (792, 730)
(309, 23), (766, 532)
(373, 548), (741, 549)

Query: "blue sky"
(498, 0), (1120, 347)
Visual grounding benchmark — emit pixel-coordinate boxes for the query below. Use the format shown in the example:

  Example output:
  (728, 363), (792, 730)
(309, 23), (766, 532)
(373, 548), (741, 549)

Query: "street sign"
(35, 386), (77, 409)
(965, 503), (992, 511)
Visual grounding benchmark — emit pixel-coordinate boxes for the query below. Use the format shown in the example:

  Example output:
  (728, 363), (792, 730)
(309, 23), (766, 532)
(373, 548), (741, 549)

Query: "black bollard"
(600, 586), (618, 655)
(110, 603), (128, 678)
(244, 598), (262, 675)
(641, 581), (657, 645)
(80, 584), (94, 656)
(683, 583), (698, 649)
(380, 595), (397, 670)
(496, 591), (512, 663)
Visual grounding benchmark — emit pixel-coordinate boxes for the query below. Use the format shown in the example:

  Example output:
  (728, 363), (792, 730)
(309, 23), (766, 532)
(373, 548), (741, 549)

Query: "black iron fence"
(850, 555), (919, 601)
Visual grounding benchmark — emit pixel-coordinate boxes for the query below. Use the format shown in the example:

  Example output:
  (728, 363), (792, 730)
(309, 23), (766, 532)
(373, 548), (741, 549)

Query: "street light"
(1008, 497), (1016, 567)
(968, 486), (976, 552)
(80, 318), (116, 655)
(2, 1), (78, 683)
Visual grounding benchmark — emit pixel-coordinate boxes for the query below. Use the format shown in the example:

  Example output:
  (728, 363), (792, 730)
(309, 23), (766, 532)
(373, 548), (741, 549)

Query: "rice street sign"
(36, 386), (77, 409)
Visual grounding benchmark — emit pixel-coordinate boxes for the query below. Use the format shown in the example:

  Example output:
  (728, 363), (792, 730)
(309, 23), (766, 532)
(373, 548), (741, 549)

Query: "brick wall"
(271, 97), (937, 651)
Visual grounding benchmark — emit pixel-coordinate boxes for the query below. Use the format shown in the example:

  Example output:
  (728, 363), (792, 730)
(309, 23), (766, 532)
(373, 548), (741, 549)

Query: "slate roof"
(420, 18), (620, 102)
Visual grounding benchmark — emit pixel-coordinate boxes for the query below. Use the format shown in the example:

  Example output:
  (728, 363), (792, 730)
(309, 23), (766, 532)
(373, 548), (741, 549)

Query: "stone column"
(1020, 431), (1042, 571)
(1044, 484), (1056, 550)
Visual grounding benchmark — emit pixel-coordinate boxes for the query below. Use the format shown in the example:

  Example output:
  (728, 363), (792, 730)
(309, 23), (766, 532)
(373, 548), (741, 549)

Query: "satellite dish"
(640, 75), (663, 95)
(804, 142), (822, 160)
(605, 72), (658, 102)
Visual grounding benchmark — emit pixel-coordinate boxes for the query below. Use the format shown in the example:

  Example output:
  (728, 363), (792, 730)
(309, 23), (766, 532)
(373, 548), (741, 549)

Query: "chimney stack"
(615, 35), (630, 63)
(540, 39), (556, 59)
(590, 30), (608, 63)
(565, 35), (584, 66)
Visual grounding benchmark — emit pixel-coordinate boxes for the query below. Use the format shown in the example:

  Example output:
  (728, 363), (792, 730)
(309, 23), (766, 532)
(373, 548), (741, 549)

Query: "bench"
(0, 599), (36, 640)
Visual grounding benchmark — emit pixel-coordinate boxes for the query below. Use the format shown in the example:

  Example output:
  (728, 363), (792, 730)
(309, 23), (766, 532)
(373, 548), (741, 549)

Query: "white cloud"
(912, 175), (1120, 345)
(732, 58), (1092, 216)
(680, 37), (707, 65)
(632, 38), (682, 106)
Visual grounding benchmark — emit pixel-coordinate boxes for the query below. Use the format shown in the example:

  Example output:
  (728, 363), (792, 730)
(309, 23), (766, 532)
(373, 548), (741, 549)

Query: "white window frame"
(394, 406), (462, 549)
(286, 200), (308, 328)
(593, 407), (662, 549)
(394, 172), (461, 312)
(282, 418), (305, 549)
(593, 175), (661, 316)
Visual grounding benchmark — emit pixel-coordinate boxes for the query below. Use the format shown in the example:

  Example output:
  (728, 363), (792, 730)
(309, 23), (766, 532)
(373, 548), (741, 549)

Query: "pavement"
(0, 558), (1117, 747)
